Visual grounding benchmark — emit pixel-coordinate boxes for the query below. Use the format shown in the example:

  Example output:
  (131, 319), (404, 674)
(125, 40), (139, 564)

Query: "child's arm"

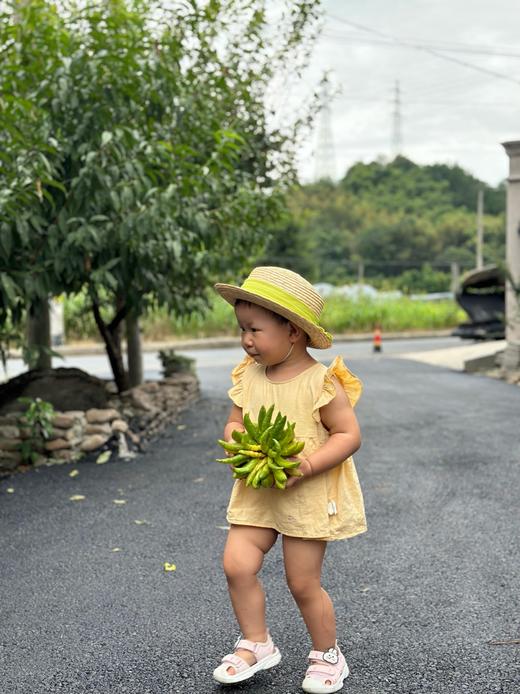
(223, 404), (245, 441)
(286, 376), (361, 487)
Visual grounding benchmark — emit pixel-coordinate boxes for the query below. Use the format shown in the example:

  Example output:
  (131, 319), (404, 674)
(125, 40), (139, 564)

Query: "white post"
(450, 261), (460, 294)
(501, 140), (520, 370)
(50, 298), (65, 346)
(476, 189), (484, 270)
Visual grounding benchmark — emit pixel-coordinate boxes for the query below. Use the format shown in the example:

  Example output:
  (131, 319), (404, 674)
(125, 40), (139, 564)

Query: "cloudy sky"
(285, 0), (520, 186)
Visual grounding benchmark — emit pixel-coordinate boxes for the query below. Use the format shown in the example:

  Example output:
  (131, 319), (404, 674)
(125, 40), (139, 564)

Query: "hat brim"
(214, 283), (332, 349)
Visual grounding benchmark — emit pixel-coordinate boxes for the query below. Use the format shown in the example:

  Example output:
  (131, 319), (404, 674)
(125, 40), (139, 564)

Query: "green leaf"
(96, 450), (111, 465)
(121, 187), (133, 208)
(57, 209), (68, 234)
(43, 179), (67, 194)
(0, 227), (12, 258)
(0, 273), (18, 304)
(109, 191), (120, 212)
(15, 218), (29, 244)
(172, 240), (182, 260)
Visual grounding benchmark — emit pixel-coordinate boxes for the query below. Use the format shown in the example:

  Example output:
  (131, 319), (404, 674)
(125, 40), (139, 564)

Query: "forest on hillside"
(259, 156), (506, 293)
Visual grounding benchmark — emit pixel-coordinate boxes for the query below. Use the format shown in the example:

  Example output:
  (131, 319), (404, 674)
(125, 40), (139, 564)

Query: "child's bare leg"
(222, 524), (278, 674)
(283, 536), (337, 682)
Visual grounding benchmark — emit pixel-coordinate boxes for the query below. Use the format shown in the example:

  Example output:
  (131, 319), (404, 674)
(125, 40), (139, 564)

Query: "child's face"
(235, 302), (292, 367)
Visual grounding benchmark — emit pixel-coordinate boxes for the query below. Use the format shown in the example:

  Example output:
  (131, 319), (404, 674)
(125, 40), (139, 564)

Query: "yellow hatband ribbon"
(241, 278), (332, 341)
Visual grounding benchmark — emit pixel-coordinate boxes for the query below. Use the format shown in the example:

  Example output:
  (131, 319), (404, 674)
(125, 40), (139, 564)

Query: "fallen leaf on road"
(6, 488), (15, 494)
(164, 562), (176, 572)
(177, 424), (186, 430)
(70, 495), (85, 501)
(134, 519), (150, 525)
(113, 499), (127, 505)
(96, 451), (112, 465)
(69, 469), (79, 478)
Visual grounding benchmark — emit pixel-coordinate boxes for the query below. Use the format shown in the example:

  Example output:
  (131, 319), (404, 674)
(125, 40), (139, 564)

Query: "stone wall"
(0, 373), (199, 476)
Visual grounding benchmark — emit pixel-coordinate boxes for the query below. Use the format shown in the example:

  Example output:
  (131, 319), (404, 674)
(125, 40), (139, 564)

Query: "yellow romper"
(225, 355), (367, 541)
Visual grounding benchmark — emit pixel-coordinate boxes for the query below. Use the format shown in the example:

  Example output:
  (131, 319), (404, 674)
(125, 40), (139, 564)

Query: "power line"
(332, 94), (515, 108)
(321, 30), (520, 60)
(401, 74), (497, 100)
(324, 16), (520, 56)
(325, 14), (520, 86)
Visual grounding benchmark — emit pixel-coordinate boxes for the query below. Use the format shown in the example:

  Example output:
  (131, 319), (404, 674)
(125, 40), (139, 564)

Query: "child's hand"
(224, 428), (245, 457)
(285, 456), (313, 488)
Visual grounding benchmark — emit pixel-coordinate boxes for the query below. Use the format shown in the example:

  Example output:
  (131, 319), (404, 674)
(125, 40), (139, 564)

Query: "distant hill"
(259, 156), (506, 290)
(340, 156), (505, 217)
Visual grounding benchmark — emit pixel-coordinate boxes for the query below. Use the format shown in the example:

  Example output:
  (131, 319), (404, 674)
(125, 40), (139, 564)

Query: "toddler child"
(212, 266), (366, 693)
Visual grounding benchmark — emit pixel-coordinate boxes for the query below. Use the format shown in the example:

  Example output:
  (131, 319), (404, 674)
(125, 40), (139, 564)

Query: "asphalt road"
(1, 348), (519, 694)
(2, 336), (465, 384)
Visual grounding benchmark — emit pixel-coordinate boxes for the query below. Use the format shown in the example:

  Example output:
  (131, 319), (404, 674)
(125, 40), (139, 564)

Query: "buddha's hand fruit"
(216, 406), (303, 489)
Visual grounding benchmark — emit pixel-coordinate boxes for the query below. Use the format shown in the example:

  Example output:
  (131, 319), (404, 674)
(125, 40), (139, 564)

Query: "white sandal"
(301, 645), (349, 693)
(213, 633), (281, 684)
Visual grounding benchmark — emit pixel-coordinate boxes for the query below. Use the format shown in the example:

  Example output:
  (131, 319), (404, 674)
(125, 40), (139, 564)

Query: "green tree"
(282, 180), (370, 282)
(425, 163), (505, 215)
(340, 156), (453, 217)
(256, 218), (315, 279)
(354, 215), (439, 278)
(1, 0), (320, 390)
(395, 265), (451, 294)
(482, 213), (506, 266)
(0, 1), (65, 365)
(281, 157), (505, 287)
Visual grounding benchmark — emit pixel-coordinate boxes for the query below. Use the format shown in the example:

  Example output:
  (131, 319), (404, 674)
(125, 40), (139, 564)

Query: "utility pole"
(501, 140), (520, 372)
(314, 79), (336, 181)
(450, 261), (460, 294)
(391, 80), (402, 158)
(476, 189), (484, 269)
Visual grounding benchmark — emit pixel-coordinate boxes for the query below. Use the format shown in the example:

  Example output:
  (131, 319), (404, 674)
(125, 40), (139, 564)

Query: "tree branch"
(108, 302), (129, 333)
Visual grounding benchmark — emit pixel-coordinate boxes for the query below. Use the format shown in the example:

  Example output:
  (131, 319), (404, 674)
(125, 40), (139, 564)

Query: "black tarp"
(452, 265), (505, 340)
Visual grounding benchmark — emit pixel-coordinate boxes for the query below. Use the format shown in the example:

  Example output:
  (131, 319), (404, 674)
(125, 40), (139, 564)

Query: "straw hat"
(214, 266), (332, 349)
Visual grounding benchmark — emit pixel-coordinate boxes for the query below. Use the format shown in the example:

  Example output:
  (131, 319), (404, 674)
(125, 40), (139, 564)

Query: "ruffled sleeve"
(312, 355), (363, 421)
(227, 355), (255, 408)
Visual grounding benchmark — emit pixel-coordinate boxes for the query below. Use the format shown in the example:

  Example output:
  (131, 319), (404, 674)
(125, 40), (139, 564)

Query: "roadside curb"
(394, 339), (507, 372)
(20, 329), (455, 358)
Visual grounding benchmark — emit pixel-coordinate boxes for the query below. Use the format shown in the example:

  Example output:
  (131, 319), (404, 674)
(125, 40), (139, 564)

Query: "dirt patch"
(0, 368), (108, 414)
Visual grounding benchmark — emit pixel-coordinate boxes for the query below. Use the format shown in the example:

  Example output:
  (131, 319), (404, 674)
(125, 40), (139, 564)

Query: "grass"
(140, 299), (238, 341)
(64, 293), (466, 342)
(322, 295), (466, 334)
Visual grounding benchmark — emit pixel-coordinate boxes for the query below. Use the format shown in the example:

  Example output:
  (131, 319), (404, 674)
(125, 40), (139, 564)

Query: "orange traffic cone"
(373, 323), (382, 353)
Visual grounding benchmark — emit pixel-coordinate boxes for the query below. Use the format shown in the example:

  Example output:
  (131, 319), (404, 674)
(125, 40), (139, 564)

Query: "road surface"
(1, 344), (519, 693)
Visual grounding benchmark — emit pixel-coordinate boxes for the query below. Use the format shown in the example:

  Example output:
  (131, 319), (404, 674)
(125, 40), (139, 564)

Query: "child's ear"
(288, 322), (304, 343)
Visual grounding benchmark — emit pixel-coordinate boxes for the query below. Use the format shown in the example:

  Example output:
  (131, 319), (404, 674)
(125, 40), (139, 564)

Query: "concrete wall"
(502, 140), (520, 370)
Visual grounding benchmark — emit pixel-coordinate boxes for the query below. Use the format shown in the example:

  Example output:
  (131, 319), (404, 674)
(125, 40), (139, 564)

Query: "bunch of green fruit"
(216, 405), (305, 489)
